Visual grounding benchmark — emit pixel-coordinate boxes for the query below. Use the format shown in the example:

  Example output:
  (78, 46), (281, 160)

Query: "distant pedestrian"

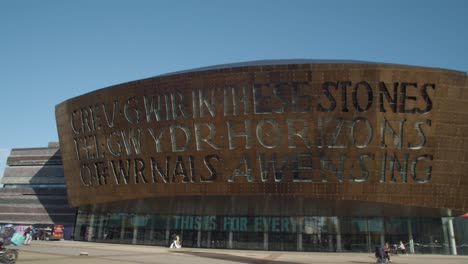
(399, 241), (407, 255)
(175, 234), (182, 248)
(170, 233), (177, 248)
(23, 225), (33, 245)
(374, 242), (385, 264)
(384, 242), (392, 262)
(170, 233), (182, 248)
(391, 244), (398, 255)
(38, 229), (44, 240)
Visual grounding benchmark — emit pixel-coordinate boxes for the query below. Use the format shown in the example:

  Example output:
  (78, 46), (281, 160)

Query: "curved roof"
(159, 59), (378, 76)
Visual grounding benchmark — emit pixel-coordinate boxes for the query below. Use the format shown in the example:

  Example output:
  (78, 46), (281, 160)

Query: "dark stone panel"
(0, 198), (70, 206)
(7, 148), (62, 166)
(0, 206), (76, 214)
(0, 187), (68, 195)
(7, 156), (63, 166)
(1, 177), (65, 185)
(3, 166), (64, 179)
(0, 214), (75, 225)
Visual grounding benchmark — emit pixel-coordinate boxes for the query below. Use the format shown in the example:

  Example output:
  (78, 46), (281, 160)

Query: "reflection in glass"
(73, 211), (461, 254)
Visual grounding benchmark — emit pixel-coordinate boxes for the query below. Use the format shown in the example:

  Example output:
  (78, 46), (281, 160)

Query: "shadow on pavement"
(172, 250), (305, 264)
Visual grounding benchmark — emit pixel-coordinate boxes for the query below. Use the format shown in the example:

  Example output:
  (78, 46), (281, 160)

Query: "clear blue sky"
(1, 0), (467, 172)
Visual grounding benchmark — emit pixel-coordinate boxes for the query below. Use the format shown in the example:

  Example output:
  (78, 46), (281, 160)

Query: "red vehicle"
(51, 225), (64, 240)
(36, 225), (64, 241)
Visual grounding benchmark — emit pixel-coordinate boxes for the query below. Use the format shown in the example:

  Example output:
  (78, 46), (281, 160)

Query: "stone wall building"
(0, 142), (76, 239)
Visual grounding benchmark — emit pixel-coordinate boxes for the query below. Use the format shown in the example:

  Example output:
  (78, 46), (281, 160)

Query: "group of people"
(0, 224), (36, 250)
(375, 241), (407, 263)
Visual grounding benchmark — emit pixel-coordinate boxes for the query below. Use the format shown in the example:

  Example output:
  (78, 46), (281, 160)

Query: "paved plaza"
(10, 240), (468, 264)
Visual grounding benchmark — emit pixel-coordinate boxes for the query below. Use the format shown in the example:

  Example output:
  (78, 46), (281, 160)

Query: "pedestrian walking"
(399, 241), (407, 255)
(384, 242), (392, 262)
(374, 242), (386, 264)
(23, 225), (34, 245)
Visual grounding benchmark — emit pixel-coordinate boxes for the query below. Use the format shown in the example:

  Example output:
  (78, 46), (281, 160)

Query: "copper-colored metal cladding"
(55, 60), (468, 212)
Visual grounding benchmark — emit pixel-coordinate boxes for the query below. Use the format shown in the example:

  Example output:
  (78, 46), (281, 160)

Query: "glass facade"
(73, 209), (467, 254)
